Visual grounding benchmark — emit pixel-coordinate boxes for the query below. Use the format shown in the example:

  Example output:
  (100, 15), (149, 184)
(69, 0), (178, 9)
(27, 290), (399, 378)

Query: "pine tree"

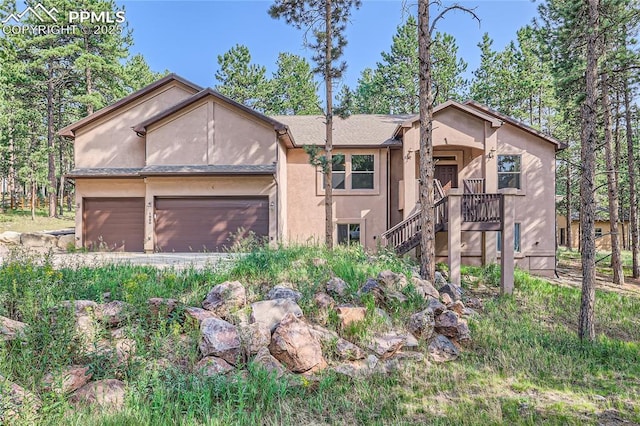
(267, 53), (321, 115)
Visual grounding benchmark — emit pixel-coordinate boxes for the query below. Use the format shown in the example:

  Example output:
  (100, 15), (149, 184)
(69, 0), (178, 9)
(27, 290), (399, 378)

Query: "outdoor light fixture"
(487, 148), (496, 159)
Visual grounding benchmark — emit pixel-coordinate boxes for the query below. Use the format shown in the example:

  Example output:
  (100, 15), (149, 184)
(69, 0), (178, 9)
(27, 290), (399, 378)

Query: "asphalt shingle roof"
(270, 114), (411, 147)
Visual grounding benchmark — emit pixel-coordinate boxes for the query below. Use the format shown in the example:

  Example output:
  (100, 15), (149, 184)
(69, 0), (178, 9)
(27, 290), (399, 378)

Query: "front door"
(435, 165), (458, 190)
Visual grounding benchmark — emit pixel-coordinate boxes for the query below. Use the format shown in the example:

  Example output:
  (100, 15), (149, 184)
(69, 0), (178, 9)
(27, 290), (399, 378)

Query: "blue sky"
(121, 0), (541, 90)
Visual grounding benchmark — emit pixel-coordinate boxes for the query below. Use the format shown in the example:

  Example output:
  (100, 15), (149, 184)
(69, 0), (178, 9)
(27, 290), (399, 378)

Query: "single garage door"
(154, 197), (269, 252)
(83, 197), (145, 252)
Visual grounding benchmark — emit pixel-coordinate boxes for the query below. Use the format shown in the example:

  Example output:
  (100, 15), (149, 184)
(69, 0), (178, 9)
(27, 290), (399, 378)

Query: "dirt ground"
(550, 256), (640, 298)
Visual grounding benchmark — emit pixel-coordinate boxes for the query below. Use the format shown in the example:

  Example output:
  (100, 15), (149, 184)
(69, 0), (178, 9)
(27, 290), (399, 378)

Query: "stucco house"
(59, 74), (565, 277)
(557, 210), (631, 251)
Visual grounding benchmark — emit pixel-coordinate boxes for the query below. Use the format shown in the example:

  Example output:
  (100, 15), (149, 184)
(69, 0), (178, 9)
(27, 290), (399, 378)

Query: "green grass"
(1, 246), (639, 425)
(0, 208), (75, 233)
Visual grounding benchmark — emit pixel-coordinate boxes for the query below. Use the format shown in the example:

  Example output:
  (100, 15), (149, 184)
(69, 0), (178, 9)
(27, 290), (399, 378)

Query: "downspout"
(386, 147), (391, 230)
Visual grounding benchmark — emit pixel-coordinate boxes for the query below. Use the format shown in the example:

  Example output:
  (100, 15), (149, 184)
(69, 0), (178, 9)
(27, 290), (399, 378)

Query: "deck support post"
(448, 189), (463, 287)
(500, 189), (517, 295)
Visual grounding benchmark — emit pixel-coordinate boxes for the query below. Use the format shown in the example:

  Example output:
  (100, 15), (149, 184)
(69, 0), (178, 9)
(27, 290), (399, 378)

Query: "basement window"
(497, 223), (521, 253)
(337, 224), (361, 245)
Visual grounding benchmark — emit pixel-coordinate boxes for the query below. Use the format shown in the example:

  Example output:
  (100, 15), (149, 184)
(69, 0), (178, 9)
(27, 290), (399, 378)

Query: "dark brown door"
(154, 197), (269, 252)
(435, 165), (458, 190)
(83, 198), (144, 252)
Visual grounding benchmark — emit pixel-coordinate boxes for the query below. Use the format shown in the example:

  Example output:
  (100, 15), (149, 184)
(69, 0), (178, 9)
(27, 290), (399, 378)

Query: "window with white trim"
(497, 155), (521, 189)
(322, 153), (376, 191)
(337, 223), (361, 245)
(351, 154), (374, 189)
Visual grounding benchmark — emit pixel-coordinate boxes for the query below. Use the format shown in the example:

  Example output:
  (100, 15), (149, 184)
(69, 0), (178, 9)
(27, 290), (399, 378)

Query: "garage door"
(154, 197), (269, 252)
(83, 198), (145, 252)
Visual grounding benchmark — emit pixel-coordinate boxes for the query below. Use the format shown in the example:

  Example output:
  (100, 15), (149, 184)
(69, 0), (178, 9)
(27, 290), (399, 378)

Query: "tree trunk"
(324, 0), (334, 249)
(566, 160), (572, 250)
(418, 0), (435, 283)
(601, 74), (624, 285)
(31, 180), (36, 221)
(47, 63), (58, 217)
(578, 0), (600, 342)
(624, 80), (639, 278)
(613, 90), (625, 250)
(8, 113), (15, 210)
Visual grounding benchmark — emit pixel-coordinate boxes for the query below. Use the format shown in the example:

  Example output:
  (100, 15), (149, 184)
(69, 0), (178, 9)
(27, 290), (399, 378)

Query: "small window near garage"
(337, 223), (361, 245)
(351, 154), (374, 189)
(331, 154), (346, 189)
(497, 223), (521, 253)
(595, 228), (603, 238)
(497, 155), (521, 189)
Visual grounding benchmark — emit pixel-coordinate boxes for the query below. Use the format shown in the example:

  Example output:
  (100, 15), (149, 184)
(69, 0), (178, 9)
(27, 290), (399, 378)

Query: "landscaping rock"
(148, 297), (179, 318)
(455, 319), (471, 342)
(74, 315), (99, 347)
(427, 298), (447, 316)
(466, 298), (484, 310)
(403, 333), (420, 351)
(314, 292), (335, 309)
(42, 365), (92, 394)
(199, 317), (241, 365)
(0, 231), (21, 245)
(308, 324), (365, 361)
(435, 311), (461, 338)
(407, 308), (435, 340)
(462, 307), (480, 318)
(269, 312), (327, 373)
(0, 375), (41, 422)
(250, 299), (303, 332)
(252, 347), (287, 378)
(438, 283), (462, 301)
(427, 335), (459, 362)
(359, 278), (384, 303)
(196, 356), (234, 376)
(335, 306), (366, 328)
(331, 355), (381, 379)
(267, 285), (302, 302)
(202, 281), (246, 318)
(367, 332), (406, 359)
(57, 234), (76, 250)
(326, 277), (348, 297)
(56, 300), (99, 316)
(184, 306), (218, 326)
(97, 301), (134, 327)
(21, 232), (58, 248)
(434, 271), (448, 288)
(69, 379), (126, 411)
(377, 270), (407, 291)
(114, 338), (136, 363)
(238, 322), (271, 356)
(441, 293), (453, 306)
(0, 315), (28, 341)
(450, 300), (465, 316)
(375, 307), (393, 326)
(411, 277), (440, 300)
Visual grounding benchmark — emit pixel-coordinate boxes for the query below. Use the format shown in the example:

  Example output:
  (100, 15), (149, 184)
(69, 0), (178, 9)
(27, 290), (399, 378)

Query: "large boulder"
(377, 270), (407, 291)
(184, 307), (218, 327)
(411, 277), (440, 300)
(326, 277), (348, 297)
(238, 323), (271, 356)
(96, 301), (135, 328)
(55, 300), (99, 316)
(366, 332), (406, 360)
(335, 306), (366, 329)
(331, 355), (381, 379)
(252, 347), (287, 378)
(407, 308), (435, 340)
(438, 283), (463, 301)
(69, 379), (126, 411)
(427, 298), (447, 316)
(57, 234), (76, 250)
(0, 375), (41, 422)
(202, 281), (246, 317)
(195, 356), (234, 376)
(0, 315), (28, 341)
(308, 324), (365, 361)
(250, 299), (303, 332)
(267, 285), (302, 303)
(359, 278), (384, 304)
(0, 231), (21, 245)
(199, 317), (241, 365)
(21, 232), (58, 249)
(147, 298), (179, 318)
(427, 335), (460, 362)
(42, 365), (92, 394)
(434, 311), (469, 339)
(268, 312), (327, 373)
(434, 271), (448, 288)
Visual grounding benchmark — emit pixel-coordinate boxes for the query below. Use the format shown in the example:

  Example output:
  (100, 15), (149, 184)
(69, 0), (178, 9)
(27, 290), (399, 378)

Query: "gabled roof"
(132, 88), (291, 141)
(464, 101), (567, 150)
(58, 74), (203, 139)
(271, 114), (410, 148)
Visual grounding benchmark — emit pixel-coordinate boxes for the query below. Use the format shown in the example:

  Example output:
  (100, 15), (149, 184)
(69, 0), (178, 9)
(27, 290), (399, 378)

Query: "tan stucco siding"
(74, 178), (146, 247)
(286, 148), (388, 249)
(213, 103), (276, 165)
(433, 108), (485, 149)
(276, 141), (288, 240)
(146, 102), (209, 165)
(74, 84), (196, 168)
(557, 216), (626, 251)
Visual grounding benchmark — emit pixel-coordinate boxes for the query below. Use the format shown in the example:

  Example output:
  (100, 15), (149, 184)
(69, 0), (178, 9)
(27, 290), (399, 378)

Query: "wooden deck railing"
(461, 193), (502, 223)
(434, 179), (445, 201)
(380, 209), (421, 252)
(463, 178), (485, 194)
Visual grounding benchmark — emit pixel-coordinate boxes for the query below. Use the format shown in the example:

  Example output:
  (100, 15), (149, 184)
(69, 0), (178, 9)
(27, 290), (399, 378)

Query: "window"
(337, 224), (360, 245)
(595, 228), (603, 238)
(497, 223), (521, 253)
(322, 153), (376, 191)
(331, 154), (346, 189)
(560, 228), (566, 246)
(497, 155), (521, 189)
(351, 155), (374, 189)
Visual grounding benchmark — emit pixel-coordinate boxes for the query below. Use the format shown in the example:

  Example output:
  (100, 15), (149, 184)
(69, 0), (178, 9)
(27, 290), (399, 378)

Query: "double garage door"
(83, 197), (269, 252)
